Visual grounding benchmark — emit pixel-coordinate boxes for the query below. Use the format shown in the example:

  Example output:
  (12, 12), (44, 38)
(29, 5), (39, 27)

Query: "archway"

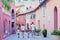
(11, 9), (15, 34)
(54, 6), (58, 29)
(3, 19), (7, 34)
(9, 21), (10, 32)
(12, 9), (14, 19)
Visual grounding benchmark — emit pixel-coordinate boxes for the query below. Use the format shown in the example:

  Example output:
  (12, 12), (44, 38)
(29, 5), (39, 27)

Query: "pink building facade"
(45, 0), (60, 32)
(0, 0), (3, 40)
(17, 0), (60, 32)
(0, 0), (16, 40)
(35, 0), (60, 32)
(0, 0), (59, 40)
(10, 2), (16, 34)
(18, 14), (26, 27)
(18, 13), (36, 29)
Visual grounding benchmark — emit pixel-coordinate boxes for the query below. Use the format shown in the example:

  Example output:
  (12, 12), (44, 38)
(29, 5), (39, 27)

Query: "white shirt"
(31, 24), (35, 30)
(21, 26), (25, 31)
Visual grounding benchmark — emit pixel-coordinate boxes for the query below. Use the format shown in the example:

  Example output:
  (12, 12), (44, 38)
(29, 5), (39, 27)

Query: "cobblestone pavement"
(3, 32), (54, 40)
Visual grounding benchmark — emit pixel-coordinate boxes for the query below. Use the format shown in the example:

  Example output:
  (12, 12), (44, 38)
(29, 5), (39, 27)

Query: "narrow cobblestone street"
(0, 0), (60, 40)
(4, 32), (53, 40)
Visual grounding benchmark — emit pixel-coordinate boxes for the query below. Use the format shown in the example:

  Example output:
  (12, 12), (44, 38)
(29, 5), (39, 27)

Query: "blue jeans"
(27, 32), (30, 38)
(31, 30), (35, 35)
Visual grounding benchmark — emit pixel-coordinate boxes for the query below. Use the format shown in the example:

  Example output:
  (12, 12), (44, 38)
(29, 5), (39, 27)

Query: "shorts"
(21, 30), (24, 32)
(18, 33), (19, 35)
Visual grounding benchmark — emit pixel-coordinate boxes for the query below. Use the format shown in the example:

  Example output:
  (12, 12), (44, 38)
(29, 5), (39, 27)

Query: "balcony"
(12, 15), (15, 19)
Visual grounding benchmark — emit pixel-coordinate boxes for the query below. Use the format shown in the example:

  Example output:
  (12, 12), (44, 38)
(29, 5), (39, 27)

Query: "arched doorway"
(54, 6), (58, 29)
(12, 9), (14, 19)
(11, 9), (15, 34)
(9, 21), (10, 32)
(12, 22), (14, 34)
(3, 19), (7, 34)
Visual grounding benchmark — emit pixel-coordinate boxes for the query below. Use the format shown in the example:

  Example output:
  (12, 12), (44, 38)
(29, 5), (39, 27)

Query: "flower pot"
(42, 29), (47, 37)
(43, 34), (47, 37)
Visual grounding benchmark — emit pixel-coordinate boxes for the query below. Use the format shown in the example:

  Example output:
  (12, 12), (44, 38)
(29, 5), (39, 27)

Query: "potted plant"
(42, 29), (47, 37)
(35, 29), (40, 36)
(51, 30), (60, 40)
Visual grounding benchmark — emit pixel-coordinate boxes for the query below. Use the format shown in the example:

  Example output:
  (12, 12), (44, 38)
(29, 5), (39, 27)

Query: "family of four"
(17, 22), (35, 38)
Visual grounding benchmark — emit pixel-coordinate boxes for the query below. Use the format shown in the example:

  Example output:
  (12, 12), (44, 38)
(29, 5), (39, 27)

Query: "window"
(31, 14), (32, 19)
(12, 22), (14, 27)
(54, 6), (58, 29)
(38, 20), (40, 29)
(42, 4), (46, 17)
(12, 15), (14, 19)
(26, 15), (29, 19)
(12, 22), (14, 33)
(12, 9), (14, 19)
(26, 7), (28, 10)
(12, 9), (14, 13)
(33, 14), (35, 19)
(30, 14), (35, 19)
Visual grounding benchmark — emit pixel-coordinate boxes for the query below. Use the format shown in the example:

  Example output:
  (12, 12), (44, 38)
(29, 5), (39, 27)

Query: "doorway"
(12, 22), (14, 33)
(54, 6), (58, 29)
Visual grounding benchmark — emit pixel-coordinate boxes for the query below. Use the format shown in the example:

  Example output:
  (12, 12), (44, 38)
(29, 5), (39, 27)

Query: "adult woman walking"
(27, 23), (30, 38)
(31, 22), (35, 37)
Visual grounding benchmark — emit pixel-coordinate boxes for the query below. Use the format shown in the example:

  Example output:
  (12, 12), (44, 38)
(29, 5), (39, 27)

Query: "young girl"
(17, 28), (20, 38)
(21, 24), (25, 38)
(27, 23), (30, 38)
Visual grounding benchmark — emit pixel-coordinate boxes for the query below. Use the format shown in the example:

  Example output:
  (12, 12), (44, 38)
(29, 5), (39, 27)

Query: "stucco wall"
(35, 0), (60, 32)
(10, 2), (16, 33)
(46, 0), (60, 32)
(0, 0), (3, 40)
(0, 1), (16, 40)
(18, 15), (26, 26)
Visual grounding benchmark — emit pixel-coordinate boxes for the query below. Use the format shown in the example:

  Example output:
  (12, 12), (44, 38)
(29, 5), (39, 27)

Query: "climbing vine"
(2, 0), (11, 10)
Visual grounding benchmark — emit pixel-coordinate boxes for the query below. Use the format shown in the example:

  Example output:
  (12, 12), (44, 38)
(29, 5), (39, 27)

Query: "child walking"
(17, 28), (20, 38)
(21, 24), (25, 38)
(27, 23), (30, 38)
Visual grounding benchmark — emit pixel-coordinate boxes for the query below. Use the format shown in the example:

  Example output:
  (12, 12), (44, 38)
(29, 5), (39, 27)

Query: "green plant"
(2, 0), (11, 10)
(51, 30), (60, 35)
(5, 3), (11, 10)
(35, 29), (40, 33)
(42, 29), (47, 35)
